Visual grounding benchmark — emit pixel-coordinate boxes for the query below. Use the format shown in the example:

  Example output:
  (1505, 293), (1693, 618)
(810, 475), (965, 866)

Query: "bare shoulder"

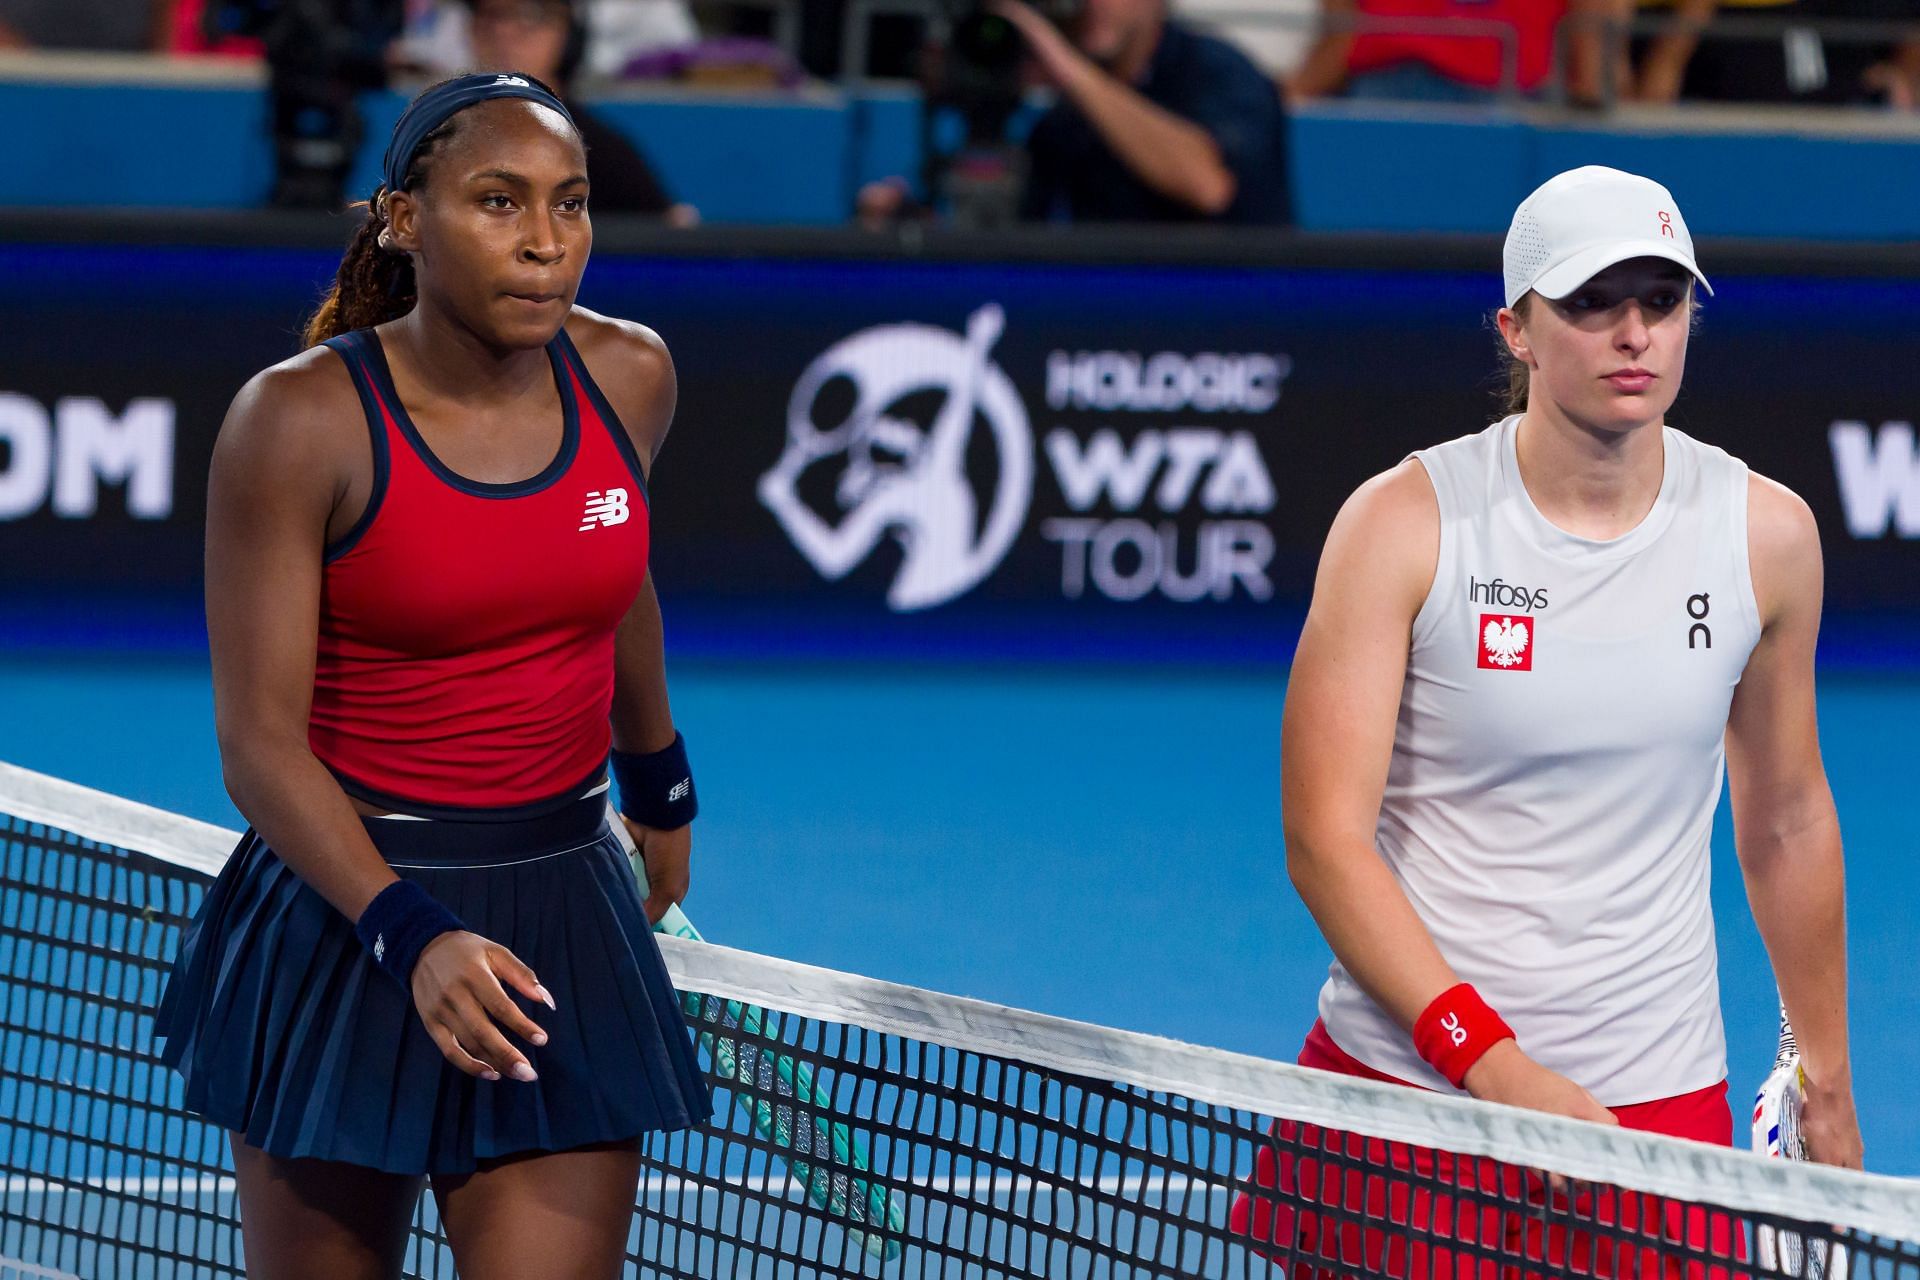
(563, 306), (676, 456)
(1344, 456), (1438, 525)
(214, 344), (361, 482)
(1748, 470), (1819, 554)
(565, 305), (670, 364)
(1315, 457), (1440, 613)
(1746, 470), (1823, 624)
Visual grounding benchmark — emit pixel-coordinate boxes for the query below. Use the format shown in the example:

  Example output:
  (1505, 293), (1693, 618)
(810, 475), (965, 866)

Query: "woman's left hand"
(1802, 1067), (1866, 1170)
(624, 816), (691, 924)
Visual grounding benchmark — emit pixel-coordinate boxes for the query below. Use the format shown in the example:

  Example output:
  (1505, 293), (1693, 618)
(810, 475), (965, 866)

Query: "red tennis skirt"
(1230, 1020), (1738, 1279)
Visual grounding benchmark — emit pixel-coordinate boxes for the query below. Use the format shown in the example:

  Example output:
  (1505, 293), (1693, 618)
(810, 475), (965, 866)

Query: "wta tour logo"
(758, 305), (1034, 611)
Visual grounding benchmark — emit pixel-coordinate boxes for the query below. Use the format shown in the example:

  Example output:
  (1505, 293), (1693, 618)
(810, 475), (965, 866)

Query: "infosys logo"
(1468, 575), (1549, 611)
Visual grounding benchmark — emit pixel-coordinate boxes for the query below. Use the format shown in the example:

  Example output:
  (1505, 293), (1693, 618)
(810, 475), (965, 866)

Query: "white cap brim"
(1521, 239), (1713, 307)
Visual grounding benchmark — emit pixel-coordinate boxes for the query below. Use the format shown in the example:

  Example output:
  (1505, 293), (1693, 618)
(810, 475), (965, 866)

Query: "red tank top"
(310, 326), (650, 816)
(1348, 1), (1565, 91)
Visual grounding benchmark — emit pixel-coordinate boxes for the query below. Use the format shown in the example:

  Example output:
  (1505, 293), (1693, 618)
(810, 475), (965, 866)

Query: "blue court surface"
(0, 652), (1914, 1179)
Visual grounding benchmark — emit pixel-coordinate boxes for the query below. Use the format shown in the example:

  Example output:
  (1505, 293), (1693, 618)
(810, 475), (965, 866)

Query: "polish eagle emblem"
(1482, 616), (1530, 667)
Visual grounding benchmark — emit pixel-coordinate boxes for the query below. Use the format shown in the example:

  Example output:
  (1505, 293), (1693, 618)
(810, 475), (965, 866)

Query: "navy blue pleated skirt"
(154, 795), (711, 1174)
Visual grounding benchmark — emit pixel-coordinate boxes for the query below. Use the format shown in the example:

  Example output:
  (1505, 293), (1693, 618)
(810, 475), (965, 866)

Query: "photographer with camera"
(860, 0), (1289, 227)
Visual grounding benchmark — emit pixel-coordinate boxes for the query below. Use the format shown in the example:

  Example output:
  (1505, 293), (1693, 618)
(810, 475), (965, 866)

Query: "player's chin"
(1586, 391), (1675, 431)
(488, 295), (574, 346)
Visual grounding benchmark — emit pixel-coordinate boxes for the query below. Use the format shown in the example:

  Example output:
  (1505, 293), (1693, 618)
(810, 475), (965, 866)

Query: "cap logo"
(1659, 210), (1675, 239)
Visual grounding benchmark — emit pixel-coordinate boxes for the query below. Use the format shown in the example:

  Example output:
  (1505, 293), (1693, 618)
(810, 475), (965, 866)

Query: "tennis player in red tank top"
(154, 75), (708, 1280)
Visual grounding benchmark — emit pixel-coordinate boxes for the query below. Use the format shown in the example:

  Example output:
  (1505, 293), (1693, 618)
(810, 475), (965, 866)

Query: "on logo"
(759, 304), (1033, 612)
(1687, 592), (1711, 649)
(1478, 613), (1532, 671)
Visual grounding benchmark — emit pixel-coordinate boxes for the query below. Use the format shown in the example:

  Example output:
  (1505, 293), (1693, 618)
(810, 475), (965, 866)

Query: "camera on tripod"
(204, 0), (403, 209)
(919, 0), (1083, 227)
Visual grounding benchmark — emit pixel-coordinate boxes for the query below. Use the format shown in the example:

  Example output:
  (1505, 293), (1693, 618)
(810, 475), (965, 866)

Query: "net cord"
(7, 756), (1918, 1244)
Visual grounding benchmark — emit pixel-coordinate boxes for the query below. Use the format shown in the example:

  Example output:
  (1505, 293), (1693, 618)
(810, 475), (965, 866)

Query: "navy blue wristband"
(611, 732), (698, 830)
(354, 879), (464, 989)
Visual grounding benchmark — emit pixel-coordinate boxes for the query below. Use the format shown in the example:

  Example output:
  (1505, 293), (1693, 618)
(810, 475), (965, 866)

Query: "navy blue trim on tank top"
(327, 758), (611, 823)
(319, 331), (393, 564)
(359, 328), (581, 500)
(553, 326), (651, 507)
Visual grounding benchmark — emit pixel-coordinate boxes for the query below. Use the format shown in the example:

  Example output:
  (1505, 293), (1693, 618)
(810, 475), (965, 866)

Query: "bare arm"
(206, 359), (398, 921)
(1564, 0), (1634, 104)
(1726, 474), (1862, 1168)
(994, 1), (1239, 216)
(1286, 0), (1356, 101)
(1633, 0), (1718, 103)
(1285, 461), (1614, 1121)
(570, 310), (690, 921)
(207, 353), (548, 1082)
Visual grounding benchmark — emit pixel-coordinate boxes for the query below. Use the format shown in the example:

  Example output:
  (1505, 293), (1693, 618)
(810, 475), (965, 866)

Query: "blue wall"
(2, 77), (1918, 234)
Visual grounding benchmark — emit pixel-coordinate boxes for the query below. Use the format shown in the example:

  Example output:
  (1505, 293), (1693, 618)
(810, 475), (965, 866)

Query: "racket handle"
(1775, 1002), (1800, 1071)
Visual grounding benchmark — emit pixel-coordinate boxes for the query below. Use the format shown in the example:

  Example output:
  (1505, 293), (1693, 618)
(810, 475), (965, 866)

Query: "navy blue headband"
(380, 72), (575, 194)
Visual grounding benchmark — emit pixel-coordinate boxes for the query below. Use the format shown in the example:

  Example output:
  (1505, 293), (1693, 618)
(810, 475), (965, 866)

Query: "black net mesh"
(4, 801), (1917, 1280)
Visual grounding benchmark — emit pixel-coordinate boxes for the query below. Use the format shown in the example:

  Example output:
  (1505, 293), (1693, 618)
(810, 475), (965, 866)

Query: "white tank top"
(1316, 415), (1761, 1106)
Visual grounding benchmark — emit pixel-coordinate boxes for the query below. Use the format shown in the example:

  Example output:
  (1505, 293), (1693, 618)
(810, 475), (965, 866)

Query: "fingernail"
(531, 1031), (549, 1046)
(483, 1070), (502, 1082)
(513, 1063), (538, 1083)
(536, 985), (556, 1010)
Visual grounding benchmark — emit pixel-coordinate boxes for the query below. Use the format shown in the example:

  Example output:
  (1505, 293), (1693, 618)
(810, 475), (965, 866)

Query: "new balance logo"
(373, 935), (386, 963)
(579, 488), (630, 531)
(494, 73), (532, 88)
(668, 778), (691, 803)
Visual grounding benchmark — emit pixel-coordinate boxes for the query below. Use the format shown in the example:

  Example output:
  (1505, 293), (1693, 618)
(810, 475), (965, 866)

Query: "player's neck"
(1513, 404), (1666, 542)
(385, 306), (556, 407)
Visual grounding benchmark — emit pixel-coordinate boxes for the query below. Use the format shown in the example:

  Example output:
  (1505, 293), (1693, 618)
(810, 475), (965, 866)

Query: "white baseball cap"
(1502, 165), (1712, 308)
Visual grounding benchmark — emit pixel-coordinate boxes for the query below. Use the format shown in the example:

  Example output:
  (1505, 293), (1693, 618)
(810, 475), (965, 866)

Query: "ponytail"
(302, 188), (418, 348)
(1495, 294), (1533, 416)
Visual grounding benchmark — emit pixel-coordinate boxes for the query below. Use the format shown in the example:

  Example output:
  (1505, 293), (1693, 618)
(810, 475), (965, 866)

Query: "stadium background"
(3, 32), (1919, 1183)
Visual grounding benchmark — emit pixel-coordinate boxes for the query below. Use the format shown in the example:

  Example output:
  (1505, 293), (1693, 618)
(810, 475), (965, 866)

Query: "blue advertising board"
(3, 235), (1918, 661)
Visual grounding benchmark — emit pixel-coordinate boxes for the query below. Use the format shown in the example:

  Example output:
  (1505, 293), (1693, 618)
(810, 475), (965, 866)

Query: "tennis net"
(3, 758), (1917, 1279)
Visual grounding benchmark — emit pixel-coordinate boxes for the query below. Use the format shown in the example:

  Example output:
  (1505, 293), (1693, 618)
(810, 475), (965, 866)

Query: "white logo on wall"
(1039, 348), (1284, 603)
(759, 304), (1034, 611)
(1830, 420), (1920, 537)
(0, 393), (176, 520)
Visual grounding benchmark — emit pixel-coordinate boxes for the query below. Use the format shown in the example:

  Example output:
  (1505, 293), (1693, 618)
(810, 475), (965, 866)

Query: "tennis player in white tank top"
(1235, 166), (1863, 1274)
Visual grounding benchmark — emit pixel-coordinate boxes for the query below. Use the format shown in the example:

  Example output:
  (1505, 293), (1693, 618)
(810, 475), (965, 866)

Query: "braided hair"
(300, 112), (464, 348)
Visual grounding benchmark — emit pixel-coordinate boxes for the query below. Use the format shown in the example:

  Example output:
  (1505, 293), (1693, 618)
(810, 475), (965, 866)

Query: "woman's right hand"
(1462, 1040), (1618, 1126)
(409, 931), (554, 1083)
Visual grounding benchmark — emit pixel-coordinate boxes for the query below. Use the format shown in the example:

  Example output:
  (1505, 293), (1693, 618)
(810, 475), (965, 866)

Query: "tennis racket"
(1752, 1004), (1847, 1279)
(615, 814), (907, 1259)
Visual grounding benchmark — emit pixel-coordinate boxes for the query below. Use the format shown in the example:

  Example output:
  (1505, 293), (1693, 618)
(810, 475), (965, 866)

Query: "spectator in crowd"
(863, 0), (1289, 227)
(0, 0), (168, 50)
(1631, 0), (1920, 108)
(459, 0), (699, 220)
(394, 0), (696, 77)
(1010, 0), (1289, 223)
(1287, 0), (1619, 103)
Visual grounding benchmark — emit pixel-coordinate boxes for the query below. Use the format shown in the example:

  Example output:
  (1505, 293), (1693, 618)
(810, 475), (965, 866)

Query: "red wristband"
(1413, 983), (1515, 1088)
